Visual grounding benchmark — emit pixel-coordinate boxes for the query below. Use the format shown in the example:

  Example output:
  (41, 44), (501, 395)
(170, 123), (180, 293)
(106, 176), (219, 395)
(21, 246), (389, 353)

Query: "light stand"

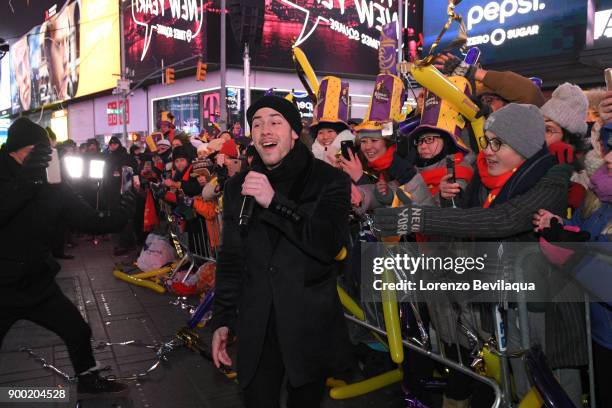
(90, 159), (105, 245)
(64, 156), (106, 245)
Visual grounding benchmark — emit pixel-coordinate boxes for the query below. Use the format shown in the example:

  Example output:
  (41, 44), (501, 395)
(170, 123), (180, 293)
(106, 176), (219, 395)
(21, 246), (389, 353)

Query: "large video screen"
(124, 0), (422, 79)
(253, 0), (421, 76)
(124, 0), (207, 79)
(8, 0), (120, 113)
(593, 0), (612, 46)
(423, 0), (587, 65)
(0, 57), (10, 112)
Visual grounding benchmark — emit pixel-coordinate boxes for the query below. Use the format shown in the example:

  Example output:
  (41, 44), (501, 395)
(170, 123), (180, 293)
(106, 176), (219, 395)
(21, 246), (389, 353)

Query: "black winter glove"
(436, 53), (478, 81)
(540, 218), (590, 248)
(150, 183), (168, 201)
(451, 61), (478, 82)
(215, 167), (229, 190)
(437, 53), (462, 75)
(373, 204), (423, 237)
(21, 143), (52, 184)
(176, 190), (194, 207)
(470, 95), (491, 119)
(388, 149), (417, 184)
(117, 189), (138, 219)
(374, 185), (395, 206)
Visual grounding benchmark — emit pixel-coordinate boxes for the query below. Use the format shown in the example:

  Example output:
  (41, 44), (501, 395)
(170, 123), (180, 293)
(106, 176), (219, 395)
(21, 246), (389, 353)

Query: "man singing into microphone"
(210, 96), (351, 407)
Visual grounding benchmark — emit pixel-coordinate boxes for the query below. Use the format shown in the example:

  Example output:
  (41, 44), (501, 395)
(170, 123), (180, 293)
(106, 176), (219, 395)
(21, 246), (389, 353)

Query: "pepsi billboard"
(423, 0), (587, 65)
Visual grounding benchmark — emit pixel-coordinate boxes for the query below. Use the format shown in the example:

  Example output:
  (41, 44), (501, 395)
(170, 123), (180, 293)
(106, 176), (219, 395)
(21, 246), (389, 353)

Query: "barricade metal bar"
(493, 305), (512, 408)
(344, 314), (502, 408)
(585, 294), (596, 408)
(152, 193), (220, 290)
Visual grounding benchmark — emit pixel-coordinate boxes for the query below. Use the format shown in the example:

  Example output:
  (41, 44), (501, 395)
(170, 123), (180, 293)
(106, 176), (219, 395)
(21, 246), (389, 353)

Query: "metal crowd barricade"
(153, 193), (592, 407)
(335, 218), (595, 408)
(187, 215), (219, 261)
(155, 193), (220, 285)
(334, 233), (503, 407)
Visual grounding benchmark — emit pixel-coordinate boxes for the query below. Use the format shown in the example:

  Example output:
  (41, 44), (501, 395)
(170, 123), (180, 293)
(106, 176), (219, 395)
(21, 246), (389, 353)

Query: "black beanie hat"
(109, 136), (122, 146)
(247, 96), (303, 135)
(310, 121), (349, 138)
(5, 118), (50, 153)
(172, 146), (191, 161)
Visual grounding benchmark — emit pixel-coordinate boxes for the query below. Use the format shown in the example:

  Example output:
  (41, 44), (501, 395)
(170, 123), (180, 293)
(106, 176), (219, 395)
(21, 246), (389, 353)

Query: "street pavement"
(0, 236), (404, 408)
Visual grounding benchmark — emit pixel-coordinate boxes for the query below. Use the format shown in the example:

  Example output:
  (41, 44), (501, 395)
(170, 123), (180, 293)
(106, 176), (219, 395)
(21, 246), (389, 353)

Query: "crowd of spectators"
(51, 61), (611, 407)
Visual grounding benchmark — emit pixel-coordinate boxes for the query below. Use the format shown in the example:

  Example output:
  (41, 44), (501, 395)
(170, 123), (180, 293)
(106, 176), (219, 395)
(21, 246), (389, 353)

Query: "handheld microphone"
(239, 195), (255, 227)
(239, 163), (262, 228)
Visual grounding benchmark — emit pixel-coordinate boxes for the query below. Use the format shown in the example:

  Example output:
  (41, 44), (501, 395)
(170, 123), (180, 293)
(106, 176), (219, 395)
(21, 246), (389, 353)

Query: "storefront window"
(153, 93), (201, 135)
(0, 118), (10, 146)
(226, 87), (243, 135)
(153, 88), (317, 139)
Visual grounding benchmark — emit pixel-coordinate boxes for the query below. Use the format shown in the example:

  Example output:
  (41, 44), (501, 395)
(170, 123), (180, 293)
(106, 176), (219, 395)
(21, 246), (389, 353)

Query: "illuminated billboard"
(0, 57), (9, 112)
(593, 0), (612, 46)
(131, 0), (422, 78)
(8, 0), (120, 113)
(251, 0), (422, 76)
(423, 0), (587, 65)
(124, 0), (207, 79)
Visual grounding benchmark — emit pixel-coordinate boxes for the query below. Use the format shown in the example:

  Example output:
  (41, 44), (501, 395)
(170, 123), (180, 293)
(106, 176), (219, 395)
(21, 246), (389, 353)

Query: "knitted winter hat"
(247, 96), (303, 135)
(584, 149), (605, 177)
(172, 146), (191, 161)
(310, 121), (349, 137)
(540, 83), (588, 136)
(5, 118), (50, 152)
(484, 103), (545, 159)
(219, 139), (239, 159)
(108, 136), (122, 146)
(157, 139), (171, 148)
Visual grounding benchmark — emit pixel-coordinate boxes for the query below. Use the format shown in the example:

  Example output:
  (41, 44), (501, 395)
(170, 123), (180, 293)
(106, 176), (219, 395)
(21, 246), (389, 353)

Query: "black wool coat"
(210, 144), (352, 388)
(102, 146), (137, 209)
(0, 149), (129, 307)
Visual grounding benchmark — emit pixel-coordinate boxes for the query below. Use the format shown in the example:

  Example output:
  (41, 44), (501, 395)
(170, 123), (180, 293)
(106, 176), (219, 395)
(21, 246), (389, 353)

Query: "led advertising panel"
(124, 1), (422, 78)
(423, 0), (587, 65)
(7, 0), (120, 113)
(0, 118), (9, 147)
(0, 57), (10, 112)
(253, 0), (422, 76)
(124, 0), (207, 79)
(593, 0), (612, 46)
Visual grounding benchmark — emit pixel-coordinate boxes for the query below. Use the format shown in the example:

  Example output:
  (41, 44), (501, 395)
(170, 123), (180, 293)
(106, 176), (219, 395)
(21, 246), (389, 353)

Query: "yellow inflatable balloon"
(329, 367), (403, 399)
(481, 345), (501, 384)
(337, 285), (366, 321)
(334, 246), (347, 261)
(519, 387), (544, 408)
(382, 268), (404, 364)
(132, 265), (174, 279)
(113, 270), (166, 294)
(292, 47), (319, 101)
(410, 64), (485, 149)
(326, 377), (347, 388)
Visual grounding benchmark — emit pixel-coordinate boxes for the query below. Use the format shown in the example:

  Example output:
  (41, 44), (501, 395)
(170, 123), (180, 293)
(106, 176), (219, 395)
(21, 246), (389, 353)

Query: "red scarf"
(476, 152), (522, 208)
(420, 153), (474, 196)
(368, 144), (396, 173)
(181, 164), (193, 181)
(164, 164), (193, 204)
(172, 164), (193, 181)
